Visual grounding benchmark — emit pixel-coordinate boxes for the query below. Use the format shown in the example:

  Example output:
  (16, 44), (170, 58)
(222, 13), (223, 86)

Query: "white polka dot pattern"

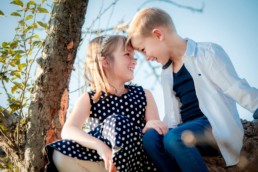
(46, 85), (157, 171)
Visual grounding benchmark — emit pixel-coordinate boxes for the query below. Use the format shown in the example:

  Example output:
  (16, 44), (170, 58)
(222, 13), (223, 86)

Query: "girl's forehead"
(114, 39), (126, 52)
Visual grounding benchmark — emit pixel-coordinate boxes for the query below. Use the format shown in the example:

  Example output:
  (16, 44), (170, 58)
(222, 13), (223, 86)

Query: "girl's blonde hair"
(84, 35), (127, 101)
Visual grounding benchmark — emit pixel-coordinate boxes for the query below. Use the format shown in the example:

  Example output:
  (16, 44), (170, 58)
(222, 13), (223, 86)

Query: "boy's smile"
(131, 35), (170, 65)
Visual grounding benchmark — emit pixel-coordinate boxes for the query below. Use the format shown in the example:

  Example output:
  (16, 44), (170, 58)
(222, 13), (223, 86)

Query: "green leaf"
(26, 1), (36, 8)
(11, 85), (18, 94)
(0, 107), (4, 113)
(11, 0), (24, 8)
(18, 63), (27, 70)
(25, 15), (33, 21)
(10, 12), (21, 17)
(15, 50), (25, 54)
(0, 10), (4, 16)
(6, 162), (13, 169)
(0, 123), (8, 132)
(30, 23), (38, 29)
(26, 23), (37, 32)
(8, 97), (16, 103)
(42, 0), (46, 4)
(2, 75), (9, 83)
(33, 40), (42, 46)
(2, 42), (8, 48)
(38, 7), (49, 13)
(10, 41), (18, 49)
(20, 118), (27, 126)
(18, 19), (25, 25)
(10, 101), (21, 112)
(37, 21), (47, 29)
(0, 56), (4, 63)
(11, 71), (21, 78)
(14, 54), (22, 60)
(34, 34), (40, 39)
(8, 48), (15, 55)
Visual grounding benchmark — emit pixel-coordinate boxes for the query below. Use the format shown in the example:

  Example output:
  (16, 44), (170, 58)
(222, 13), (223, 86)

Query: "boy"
(127, 7), (258, 172)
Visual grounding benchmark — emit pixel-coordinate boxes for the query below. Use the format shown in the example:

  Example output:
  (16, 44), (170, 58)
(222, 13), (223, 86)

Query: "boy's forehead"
(131, 36), (144, 49)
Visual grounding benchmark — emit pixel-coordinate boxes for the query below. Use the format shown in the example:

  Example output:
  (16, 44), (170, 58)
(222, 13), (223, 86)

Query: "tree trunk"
(24, 0), (88, 171)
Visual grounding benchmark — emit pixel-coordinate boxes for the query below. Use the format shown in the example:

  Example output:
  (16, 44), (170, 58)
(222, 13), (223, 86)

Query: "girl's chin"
(125, 76), (134, 83)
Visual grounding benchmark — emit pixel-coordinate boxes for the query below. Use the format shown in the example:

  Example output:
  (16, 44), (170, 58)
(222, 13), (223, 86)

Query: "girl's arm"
(61, 93), (113, 170)
(143, 89), (168, 135)
(61, 93), (104, 149)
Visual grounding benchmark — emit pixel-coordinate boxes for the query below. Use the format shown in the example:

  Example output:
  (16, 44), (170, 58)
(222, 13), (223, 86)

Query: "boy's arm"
(208, 43), (258, 113)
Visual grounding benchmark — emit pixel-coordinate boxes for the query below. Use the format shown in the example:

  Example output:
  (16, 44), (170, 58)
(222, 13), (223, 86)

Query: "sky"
(1, 0), (258, 121)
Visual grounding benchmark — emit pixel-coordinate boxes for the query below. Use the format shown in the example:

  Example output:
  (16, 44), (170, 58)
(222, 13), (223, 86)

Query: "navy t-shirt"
(173, 64), (206, 123)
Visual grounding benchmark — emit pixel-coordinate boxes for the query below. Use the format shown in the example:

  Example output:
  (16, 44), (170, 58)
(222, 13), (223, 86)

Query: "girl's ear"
(152, 28), (164, 40)
(100, 56), (109, 68)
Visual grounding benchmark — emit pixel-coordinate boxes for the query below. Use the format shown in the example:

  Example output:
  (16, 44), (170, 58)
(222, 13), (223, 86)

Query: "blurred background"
(1, 0), (258, 121)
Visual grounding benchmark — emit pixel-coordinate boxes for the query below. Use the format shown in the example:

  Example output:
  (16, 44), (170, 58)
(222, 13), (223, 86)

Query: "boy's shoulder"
(190, 39), (223, 51)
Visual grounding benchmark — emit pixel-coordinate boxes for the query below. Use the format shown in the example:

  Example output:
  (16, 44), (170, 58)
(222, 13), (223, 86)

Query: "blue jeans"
(142, 116), (219, 172)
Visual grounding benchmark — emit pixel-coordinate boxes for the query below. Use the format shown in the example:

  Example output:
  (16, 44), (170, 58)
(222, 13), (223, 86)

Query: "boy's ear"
(100, 56), (109, 68)
(152, 28), (164, 40)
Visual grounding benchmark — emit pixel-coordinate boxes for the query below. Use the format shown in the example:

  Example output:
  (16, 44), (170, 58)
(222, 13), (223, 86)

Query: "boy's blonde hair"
(84, 35), (127, 101)
(127, 7), (175, 47)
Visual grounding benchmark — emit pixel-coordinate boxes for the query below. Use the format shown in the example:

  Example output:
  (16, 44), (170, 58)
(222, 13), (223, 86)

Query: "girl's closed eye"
(125, 53), (134, 60)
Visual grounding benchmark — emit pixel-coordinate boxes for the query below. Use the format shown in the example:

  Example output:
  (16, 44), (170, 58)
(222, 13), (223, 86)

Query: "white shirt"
(161, 39), (258, 166)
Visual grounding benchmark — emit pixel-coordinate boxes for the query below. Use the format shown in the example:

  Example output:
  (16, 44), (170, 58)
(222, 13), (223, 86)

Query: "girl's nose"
(132, 57), (137, 65)
(146, 55), (151, 61)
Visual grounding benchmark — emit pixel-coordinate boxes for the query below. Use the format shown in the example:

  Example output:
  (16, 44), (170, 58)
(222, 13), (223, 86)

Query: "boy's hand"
(143, 120), (168, 135)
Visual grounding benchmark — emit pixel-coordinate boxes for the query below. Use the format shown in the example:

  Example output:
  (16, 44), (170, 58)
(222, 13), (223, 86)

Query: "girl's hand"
(96, 142), (116, 172)
(143, 120), (168, 135)
(109, 163), (116, 172)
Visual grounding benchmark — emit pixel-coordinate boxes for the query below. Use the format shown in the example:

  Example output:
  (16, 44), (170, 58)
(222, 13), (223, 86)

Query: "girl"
(45, 35), (168, 172)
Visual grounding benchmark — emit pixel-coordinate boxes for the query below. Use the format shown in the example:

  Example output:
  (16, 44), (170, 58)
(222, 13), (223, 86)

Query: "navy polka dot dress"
(45, 85), (157, 172)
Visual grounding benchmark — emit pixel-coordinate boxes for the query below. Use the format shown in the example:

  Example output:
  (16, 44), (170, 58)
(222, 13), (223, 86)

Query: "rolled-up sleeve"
(208, 43), (258, 112)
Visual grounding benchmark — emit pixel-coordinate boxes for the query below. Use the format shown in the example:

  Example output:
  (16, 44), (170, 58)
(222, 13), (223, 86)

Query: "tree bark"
(24, 0), (88, 171)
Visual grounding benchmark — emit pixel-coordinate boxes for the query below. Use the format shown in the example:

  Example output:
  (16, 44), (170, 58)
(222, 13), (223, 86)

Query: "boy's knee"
(143, 129), (159, 142)
(143, 129), (162, 151)
(163, 130), (182, 151)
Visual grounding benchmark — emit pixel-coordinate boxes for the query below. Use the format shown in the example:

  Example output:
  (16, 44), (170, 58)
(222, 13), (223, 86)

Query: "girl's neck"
(106, 77), (127, 96)
(108, 84), (127, 96)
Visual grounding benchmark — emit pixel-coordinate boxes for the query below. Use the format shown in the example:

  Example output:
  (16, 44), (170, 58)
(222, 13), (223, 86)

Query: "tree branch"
(138, 0), (204, 12)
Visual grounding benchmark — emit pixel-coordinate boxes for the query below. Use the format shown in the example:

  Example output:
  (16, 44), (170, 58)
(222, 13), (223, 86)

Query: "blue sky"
(1, 0), (258, 120)
(76, 0), (258, 121)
